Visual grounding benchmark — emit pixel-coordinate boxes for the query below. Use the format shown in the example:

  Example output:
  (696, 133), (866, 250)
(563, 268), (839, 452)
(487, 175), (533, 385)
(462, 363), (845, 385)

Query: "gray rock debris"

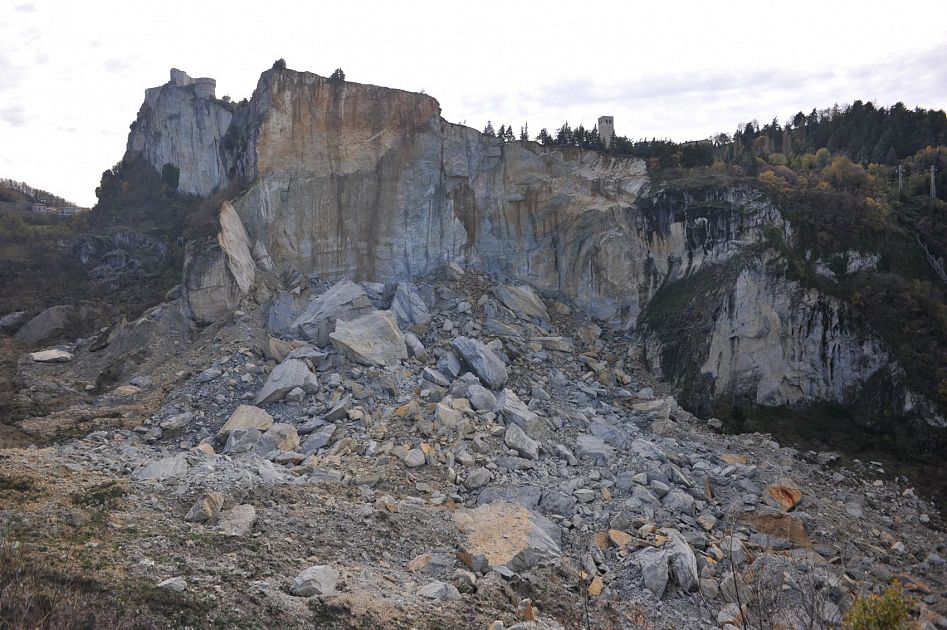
(292, 279), (376, 346)
(452, 337), (508, 390)
(493, 284), (549, 321)
(390, 282), (432, 328)
(254, 358), (319, 404)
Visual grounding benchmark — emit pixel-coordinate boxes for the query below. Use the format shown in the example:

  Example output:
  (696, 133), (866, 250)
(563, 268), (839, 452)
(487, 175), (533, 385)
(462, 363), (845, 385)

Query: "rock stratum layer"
(124, 66), (940, 427)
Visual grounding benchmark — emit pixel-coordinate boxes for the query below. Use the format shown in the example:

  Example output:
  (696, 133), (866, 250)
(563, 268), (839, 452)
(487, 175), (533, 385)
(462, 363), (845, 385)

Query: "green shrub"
(843, 581), (916, 630)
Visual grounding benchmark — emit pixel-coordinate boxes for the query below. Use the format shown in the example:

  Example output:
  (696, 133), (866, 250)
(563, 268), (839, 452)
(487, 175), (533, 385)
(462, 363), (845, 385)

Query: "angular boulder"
(292, 280), (376, 346)
(254, 358), (319, 404)
(666, 529), (699, 592)
(493, 284), (549, 321)
(451, 337), (508, 390)
(496, 389), (541, 433)
(290, 565), (339, 597)
(329, 310), (407, 367)
(504, 423), (539, 460)
(131, 454), (189, 482)
(390, 282), (432, 328)
(185, 492), (225, 522)
(454, 500), (561, 572)
(29, 349), (75, 363)
(0, 311), (29, 335)
(218, 404), (274, 437)
(636, 547), (669, 598)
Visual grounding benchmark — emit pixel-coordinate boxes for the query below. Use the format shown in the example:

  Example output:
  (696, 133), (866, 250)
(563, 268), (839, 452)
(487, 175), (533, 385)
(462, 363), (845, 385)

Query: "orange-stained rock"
(767, 478), (803, 510)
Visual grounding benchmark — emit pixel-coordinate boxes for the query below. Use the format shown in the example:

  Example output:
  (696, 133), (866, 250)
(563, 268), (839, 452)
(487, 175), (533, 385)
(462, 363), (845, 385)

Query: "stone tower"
(598, 115), (615, 148)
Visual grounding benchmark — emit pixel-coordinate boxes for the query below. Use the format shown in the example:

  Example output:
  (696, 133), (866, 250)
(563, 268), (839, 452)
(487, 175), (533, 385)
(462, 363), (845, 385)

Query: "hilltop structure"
(598, 115), (615, 147)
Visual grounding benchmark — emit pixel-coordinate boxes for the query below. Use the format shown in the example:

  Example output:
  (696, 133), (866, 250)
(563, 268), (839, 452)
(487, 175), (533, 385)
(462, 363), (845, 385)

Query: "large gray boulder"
(15, 304), (101, 345)
(451, 337), (508, 390)
(493, 284), (549, 321)
(636, 547), (669, 599)
(496, 389), (540, 432)
(390, 282), (431, 328)
(292, 280), (376, 346)
(504, 424), (539, 460)
(254, 358), (319, 404)
(329, 310), (407, 367)
(666, 529), (699, 592)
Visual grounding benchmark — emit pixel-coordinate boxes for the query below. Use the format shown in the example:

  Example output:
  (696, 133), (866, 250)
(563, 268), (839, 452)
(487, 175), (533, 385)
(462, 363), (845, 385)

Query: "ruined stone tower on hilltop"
(598, 115), (615, 147)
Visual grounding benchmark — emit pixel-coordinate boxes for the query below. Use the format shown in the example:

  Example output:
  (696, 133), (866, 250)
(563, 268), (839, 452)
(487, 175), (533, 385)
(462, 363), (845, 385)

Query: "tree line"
(0, 178), (78, 208)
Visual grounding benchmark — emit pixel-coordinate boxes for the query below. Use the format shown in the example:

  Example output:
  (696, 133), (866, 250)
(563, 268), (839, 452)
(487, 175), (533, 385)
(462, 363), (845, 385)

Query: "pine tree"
(520, 123), (529, 141)
(484, 121), (496, 137)
(497, 124), (506, 141)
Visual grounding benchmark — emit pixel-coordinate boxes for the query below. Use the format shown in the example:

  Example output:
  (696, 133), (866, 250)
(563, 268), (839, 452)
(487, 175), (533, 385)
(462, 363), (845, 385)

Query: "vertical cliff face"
(209, 69), (790, 323)
(699, 257), (887, 406)
(127, 69), (232, 196)
(120, 65), (935, 425)
(228, 69), (467, 283)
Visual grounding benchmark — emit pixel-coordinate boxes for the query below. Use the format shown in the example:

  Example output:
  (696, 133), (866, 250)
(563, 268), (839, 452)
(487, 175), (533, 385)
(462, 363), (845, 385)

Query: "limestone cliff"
(120, 65), (936, 426)
(127, 69), (232, 196)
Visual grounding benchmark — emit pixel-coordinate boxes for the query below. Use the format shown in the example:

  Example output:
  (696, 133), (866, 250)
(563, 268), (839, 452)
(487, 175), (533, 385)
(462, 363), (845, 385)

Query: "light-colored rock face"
(131, 68), (786, 325)
(700, 259), (887, 406)
(128, 72), (232, 196)
(183, 202), (256, 324)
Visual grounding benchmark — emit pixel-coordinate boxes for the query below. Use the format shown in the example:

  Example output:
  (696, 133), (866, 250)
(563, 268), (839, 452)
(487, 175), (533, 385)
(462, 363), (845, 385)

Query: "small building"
(598, 116), (615, 148)
(30, 203), (52, 214)
(60, 206), (79, 216)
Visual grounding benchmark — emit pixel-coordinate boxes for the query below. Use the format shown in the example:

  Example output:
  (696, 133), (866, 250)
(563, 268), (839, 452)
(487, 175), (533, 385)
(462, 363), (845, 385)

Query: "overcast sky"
(2, 0), (946, 206)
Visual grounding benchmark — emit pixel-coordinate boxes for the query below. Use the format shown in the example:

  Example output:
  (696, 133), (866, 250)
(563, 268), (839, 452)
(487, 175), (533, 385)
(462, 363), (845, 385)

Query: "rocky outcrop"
(700, 258), (887, 406)
(129, 67), (792, 325)
(183, 202), (255, 323)
(127, 69), (232, 196)
(123, 65), (937, 426)
(641, 251), (890, 412)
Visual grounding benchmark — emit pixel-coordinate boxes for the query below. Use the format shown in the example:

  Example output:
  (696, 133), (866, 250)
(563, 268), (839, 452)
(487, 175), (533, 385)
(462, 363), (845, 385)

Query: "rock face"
(700, 259), (886, 406)
(122, 65), (936, 427)
(127, 68), (232, 196)
(641, 252), (891, 414)
(183, 202), (256, 324)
